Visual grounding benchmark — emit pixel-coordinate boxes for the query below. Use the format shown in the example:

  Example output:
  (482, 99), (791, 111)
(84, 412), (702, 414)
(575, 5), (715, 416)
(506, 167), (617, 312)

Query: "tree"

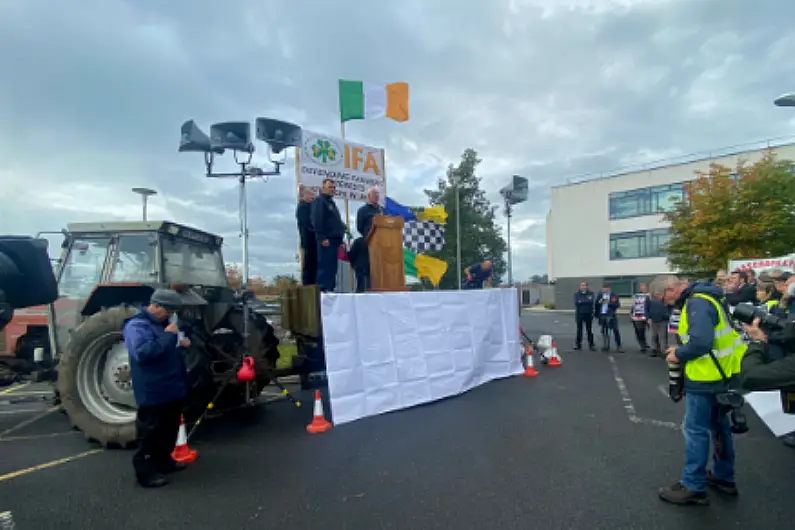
(424, 148), (508, 289)
(529, 274), (549, 284)
(664, 150), (795, 274)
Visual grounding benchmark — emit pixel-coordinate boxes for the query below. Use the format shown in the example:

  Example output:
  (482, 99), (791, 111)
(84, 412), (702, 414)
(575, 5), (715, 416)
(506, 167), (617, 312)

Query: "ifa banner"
(728, 254), (795, 274)
(296, 130), (385, 203)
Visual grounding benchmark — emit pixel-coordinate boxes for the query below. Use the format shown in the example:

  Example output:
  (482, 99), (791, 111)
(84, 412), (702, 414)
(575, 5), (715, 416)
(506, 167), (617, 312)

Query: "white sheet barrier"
(321, 288), (522, 425)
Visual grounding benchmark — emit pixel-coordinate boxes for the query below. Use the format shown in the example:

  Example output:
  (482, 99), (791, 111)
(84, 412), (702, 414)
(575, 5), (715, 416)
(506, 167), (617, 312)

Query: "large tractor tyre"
(211, 312), (280, 409)
(58, 306), (139, 448)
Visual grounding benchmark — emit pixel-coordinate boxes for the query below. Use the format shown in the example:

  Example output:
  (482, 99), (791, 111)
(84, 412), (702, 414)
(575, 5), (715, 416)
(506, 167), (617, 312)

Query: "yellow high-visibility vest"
(678, 293), (746, 382)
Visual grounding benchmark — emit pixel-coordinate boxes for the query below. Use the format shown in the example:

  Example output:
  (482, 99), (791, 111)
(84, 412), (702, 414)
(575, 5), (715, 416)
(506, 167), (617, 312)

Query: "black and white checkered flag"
(403, 220), (445, 252)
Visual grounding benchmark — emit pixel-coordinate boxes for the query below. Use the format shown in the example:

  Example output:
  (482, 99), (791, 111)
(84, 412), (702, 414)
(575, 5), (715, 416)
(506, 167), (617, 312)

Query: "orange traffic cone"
(522, 344), (539, 377)
(171, 415), (198, 464)
(547, 341), (562, 367)
(306, 390), (333, 434)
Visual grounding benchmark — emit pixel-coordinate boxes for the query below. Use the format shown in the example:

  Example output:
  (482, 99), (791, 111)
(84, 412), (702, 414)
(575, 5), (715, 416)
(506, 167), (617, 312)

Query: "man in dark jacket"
(726, 270), (756, 306)
(741, 315), (795, 449)
(310, 178), (346, 292)
(595, 283), (623, 352)
(349, 187), (383, 293)
(655, 277), (745, 505)
(573, 281), (596, 351)
(646, 294), (670, 356)
(295, 185), (317, 286)
(124, 289), (191, 488)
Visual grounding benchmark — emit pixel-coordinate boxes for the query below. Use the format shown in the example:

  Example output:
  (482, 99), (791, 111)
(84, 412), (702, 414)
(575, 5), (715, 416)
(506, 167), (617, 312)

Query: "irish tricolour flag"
(338, 79), (410, 123)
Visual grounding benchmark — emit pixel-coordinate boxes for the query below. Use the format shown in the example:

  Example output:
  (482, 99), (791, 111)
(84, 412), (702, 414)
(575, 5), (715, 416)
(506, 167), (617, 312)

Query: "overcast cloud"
(1, 0), (794, 282)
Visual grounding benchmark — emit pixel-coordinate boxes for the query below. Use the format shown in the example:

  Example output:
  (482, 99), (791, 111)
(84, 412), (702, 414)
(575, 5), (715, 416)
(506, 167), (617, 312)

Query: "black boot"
(658, 482), (708, 505)
(138, 473), (170, 488)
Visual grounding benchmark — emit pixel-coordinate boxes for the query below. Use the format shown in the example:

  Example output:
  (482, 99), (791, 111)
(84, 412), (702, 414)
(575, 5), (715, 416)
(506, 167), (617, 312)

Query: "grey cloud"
(2, 0), (795, 284)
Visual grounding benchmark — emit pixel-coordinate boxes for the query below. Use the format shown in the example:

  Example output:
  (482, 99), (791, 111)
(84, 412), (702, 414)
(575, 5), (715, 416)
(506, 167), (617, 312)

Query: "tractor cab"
(49, 220), (228, 358)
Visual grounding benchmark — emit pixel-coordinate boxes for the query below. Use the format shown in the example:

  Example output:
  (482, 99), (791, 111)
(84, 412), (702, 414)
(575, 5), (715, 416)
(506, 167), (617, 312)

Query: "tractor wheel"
(57, 306), (139, 448)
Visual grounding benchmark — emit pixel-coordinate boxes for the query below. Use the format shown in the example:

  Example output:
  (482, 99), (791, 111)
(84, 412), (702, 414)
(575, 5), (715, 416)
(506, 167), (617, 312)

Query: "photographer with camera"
(735, 310), (795, 448)
(651, 275), (746, 506)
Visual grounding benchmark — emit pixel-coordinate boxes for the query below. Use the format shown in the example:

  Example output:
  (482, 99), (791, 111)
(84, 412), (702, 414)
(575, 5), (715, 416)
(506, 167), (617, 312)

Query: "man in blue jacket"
(573, 281), (596, 351)
(310, 178), (346, 292)
(124, 289), (191, 488)
(654, 276), (746, 505)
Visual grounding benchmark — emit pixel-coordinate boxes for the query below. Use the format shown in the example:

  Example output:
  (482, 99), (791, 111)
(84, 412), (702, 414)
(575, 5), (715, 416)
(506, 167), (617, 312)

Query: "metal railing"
(553, 135), (795, 189)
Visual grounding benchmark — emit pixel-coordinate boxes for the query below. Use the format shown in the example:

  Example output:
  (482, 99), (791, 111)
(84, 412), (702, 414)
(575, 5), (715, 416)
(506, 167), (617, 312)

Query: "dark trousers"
(133, 400), (183, 482)
(632, 320), (649, 348)
(300, 242), (317, 286)
(575, 314), (594, 347)
(316, 237), (342, 292)
(599, 316), (621, 348)
(355, 272), (370, 293)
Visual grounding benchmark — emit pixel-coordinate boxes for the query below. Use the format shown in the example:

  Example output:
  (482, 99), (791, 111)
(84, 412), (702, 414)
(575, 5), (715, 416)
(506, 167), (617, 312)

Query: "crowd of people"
(574, 269), (795, 506)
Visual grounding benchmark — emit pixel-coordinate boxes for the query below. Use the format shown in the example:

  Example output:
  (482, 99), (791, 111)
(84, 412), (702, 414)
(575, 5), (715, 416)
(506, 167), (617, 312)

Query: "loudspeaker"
(255, 118), (302, 154)
(179, 120), (223, 154)
(210, 121), (254, 153)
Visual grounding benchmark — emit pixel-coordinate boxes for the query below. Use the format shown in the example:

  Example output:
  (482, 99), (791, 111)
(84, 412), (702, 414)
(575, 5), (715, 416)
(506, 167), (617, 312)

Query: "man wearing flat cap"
(123, 289), (193, 488)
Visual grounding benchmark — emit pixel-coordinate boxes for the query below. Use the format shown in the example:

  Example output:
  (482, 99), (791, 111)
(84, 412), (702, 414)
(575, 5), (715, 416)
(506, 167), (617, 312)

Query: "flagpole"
(340, 121), (353, 292)
(295, 147), (303, 281)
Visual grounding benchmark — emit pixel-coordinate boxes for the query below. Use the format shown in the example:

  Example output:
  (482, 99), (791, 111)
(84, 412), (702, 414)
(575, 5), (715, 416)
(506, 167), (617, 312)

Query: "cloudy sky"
(2, 0), (795, 282)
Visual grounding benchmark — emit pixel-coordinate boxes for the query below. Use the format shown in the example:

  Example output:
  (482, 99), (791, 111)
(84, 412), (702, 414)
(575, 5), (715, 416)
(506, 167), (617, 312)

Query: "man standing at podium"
(311, 178), (345, 292)
(295, 185), (317, 285)
(350, 187), (384, 292)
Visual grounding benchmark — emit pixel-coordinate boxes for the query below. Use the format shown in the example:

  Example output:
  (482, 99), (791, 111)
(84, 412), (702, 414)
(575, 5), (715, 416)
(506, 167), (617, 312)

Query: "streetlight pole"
(132, 187), (157, 221)
(504, 198), (513, 285)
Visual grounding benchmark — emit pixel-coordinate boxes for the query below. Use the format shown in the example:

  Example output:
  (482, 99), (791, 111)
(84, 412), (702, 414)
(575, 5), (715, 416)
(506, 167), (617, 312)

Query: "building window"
(650, 184), (684, 213)
(609, 229), (670, 260)
(602, 276), (636, 297)
(609, 188), (651, 219)
(609, 183), (684, 219)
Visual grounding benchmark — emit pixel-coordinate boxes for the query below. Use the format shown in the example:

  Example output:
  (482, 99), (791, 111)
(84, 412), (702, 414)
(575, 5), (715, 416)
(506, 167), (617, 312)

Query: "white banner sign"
(321, 289), (522, 426)
(297, 130), (385, 202)
(728, 254), (795, 274)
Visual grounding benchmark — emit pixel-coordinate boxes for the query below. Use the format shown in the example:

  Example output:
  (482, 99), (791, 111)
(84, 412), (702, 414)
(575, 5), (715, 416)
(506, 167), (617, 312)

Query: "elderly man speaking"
(651, 275), (746, 506)
(349, 186), (383, 292)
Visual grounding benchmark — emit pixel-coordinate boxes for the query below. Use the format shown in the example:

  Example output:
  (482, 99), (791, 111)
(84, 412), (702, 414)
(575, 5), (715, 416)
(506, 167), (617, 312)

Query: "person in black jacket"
(741, 318), (795, 448)
(595, 283), (623, 352)
(349, 187), (383, 293)
(646, 293), (670, 357)
(310, 178), (346, 292)
(573, 281), (596, 351)
(725, 270), (756, 306)
(295, 185), (317, 286)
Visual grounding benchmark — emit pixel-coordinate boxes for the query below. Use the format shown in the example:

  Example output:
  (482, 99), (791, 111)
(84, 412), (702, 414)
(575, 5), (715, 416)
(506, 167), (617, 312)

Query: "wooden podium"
(367, 215), (406, 292)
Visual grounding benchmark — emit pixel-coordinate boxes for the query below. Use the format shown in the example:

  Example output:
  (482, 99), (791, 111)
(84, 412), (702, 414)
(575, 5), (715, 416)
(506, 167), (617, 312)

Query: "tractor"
(36, 220), (320, 448)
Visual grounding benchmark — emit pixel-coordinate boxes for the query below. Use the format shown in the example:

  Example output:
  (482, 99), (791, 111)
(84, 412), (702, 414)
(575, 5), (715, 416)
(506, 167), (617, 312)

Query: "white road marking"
(608, 355), (680, 431)
(0, 406), (61, 439)
(607, 355), (637, 418)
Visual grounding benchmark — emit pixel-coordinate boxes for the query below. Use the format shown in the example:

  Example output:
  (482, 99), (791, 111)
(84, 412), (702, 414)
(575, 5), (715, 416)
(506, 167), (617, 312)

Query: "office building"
(546, 138), (795, 309)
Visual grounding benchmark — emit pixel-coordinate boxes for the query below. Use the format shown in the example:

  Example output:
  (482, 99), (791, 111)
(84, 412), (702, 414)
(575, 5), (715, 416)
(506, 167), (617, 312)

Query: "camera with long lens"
(732, 303), (790, 332)
(731, 303), (795, 415)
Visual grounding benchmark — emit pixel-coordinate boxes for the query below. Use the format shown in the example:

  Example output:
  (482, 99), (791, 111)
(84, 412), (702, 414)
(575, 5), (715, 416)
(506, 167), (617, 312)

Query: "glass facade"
(608, 183), (685, 220)
(609, 229), (670, 260)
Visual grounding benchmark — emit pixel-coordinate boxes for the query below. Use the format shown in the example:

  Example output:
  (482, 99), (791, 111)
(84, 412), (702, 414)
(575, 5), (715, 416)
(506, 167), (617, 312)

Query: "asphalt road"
(1, 311), (794, 529)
